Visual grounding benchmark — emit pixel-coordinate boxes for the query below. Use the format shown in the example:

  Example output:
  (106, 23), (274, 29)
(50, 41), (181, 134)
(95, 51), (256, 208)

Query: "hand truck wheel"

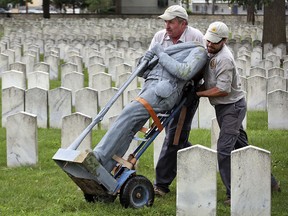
(119, 175), (154, 208)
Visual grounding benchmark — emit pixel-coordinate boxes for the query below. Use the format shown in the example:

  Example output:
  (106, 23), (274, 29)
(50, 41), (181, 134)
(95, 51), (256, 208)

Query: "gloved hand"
(183, 86), (200, 107)
(143, 50), (155, 62)
(151, 43), (164, 57)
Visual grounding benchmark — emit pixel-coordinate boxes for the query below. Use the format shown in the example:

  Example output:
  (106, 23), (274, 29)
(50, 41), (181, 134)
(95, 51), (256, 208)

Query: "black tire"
(84, 193), (95, 203)
(84, 193), (117, 203)
(119, 175), (154, 208)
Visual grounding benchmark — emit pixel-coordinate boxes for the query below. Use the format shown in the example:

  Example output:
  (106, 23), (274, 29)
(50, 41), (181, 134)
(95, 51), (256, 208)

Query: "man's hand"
(143, 50), (155, 62)
(151, 43), (164, 57)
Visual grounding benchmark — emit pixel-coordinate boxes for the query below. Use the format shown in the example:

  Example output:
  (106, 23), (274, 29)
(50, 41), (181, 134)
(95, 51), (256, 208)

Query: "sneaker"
(154, 186), (167, 196)
(272, 181), (281, 193)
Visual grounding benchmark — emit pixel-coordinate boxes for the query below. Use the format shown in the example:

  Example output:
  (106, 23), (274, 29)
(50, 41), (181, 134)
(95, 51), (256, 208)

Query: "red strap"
(135, 97), (164, 132)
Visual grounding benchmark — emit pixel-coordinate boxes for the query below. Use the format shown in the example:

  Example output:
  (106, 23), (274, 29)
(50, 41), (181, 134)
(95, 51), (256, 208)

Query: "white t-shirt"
(149, 26), (204, 49)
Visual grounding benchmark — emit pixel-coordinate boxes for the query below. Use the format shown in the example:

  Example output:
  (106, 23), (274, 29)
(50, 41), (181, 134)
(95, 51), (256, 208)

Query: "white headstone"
(22, 53), (35, 75)
(177, 145), (217, 216)
(211, 117), (219, 151)
(68, 55), (83, 74)
(88, 63), (107, 87)
(33, 62), (50, 73)
(25, 87), (48, 128)
(2, 86), (25, 127)
(153, 129), (165, 169)
(99, 87), (123, 129)
(115, 63), (132, 84)
(48, 87), (72, 128)
(1, 70), (26, 90)
(250, 49), (262, 67)
(249, 66), (266, 77)
(75, 87), (99, 121)
(45, 54), (59, 80)
(88, 55), (105, 66)
(61, 72), (84, 106)
(6, 112), (38, 167)
(61, 62), (78, 81)
(247, 76), (267, 111)
(267, 90), (288, 129)
(61, 112), (92, 151)
(198, 97), (215, 129)
(231, 146), (271, 216)
(2, 49), (15, 65)
(91, 72), (112, 93)
(267, 75), (286, 93)
(240, 76), (247, 92)
(266, 54), (281, 68)
(107, 56), (124, 81)
(27, 71), (50, 90)
(117, 73), (138, 105)
(0, 53), (9, 76)
(10, 62), (26, 76)
(267, 67), (284, 78)
(282, 60), (288, 78)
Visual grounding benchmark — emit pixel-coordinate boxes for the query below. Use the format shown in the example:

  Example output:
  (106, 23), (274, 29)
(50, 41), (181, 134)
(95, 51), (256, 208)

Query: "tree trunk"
(211, 0), (215, 14)
(25, 0), (28, 13)
(262, 0), (286, 51)
(246, 1), (255, 25)
(185, 0), (189, 10)
(43, 0), (50, 19)
(115, 0), (121, 14)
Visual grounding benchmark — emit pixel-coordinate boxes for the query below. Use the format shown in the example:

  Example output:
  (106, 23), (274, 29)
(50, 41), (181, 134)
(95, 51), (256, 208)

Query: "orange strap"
(135, 97), (164, 132)
(173, 106), (187, 145)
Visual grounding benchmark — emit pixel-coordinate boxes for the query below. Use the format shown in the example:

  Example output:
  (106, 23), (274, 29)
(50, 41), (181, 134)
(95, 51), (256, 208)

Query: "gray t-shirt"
(204, 45), (244, 105)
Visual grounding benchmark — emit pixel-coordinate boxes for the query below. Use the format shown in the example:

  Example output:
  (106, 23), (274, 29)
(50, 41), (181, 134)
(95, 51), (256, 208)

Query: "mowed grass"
(0, 108), (287, 215)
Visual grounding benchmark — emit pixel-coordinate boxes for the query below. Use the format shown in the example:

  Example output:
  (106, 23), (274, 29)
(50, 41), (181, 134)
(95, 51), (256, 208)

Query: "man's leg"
(155, 126), (191, 194)
(154, 98), (199, 194)
(216, 99), (246, 199)
(94, 101), (150, 172)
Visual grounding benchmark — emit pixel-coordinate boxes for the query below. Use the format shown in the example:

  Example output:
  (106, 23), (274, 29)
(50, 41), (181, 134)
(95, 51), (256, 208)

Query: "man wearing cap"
(92, 5), (207, 174)
(147, 5), (206, 196)
(196, 21), (280, 205)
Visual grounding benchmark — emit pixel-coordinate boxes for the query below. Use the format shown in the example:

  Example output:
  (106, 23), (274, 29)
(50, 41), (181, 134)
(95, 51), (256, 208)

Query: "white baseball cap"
(158, 5), (188, 21)
(204, 21), (229, 43)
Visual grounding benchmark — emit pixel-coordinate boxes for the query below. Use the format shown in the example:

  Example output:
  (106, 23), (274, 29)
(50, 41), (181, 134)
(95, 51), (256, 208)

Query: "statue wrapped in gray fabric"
(93, 41), (207, 173)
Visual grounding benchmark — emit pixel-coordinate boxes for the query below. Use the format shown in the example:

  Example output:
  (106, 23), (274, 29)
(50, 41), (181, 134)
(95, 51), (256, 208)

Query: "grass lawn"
(0, 110), (287, 215)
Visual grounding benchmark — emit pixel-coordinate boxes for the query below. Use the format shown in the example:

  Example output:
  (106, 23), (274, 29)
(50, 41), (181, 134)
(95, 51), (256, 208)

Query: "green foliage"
(221, 0), (273, 9)
(0, 27), (3, 39)
(0, 0), (32, 8)
(186, 9), (193, 15)
(85, 0), (113, 13)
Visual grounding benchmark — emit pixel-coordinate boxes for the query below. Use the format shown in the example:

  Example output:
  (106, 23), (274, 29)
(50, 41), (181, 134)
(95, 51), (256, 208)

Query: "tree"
(85, 0), (113, 13)
(51, 0), (87, 13)
(262, 0), (286, 50)
(0, 0), (32, 10)
(43, 0), (50, 18)
(225, 0), (286, 54)
(225, 0), (262, 24)
(114, 0), (121, 14)
(246, 0), (256, 24)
